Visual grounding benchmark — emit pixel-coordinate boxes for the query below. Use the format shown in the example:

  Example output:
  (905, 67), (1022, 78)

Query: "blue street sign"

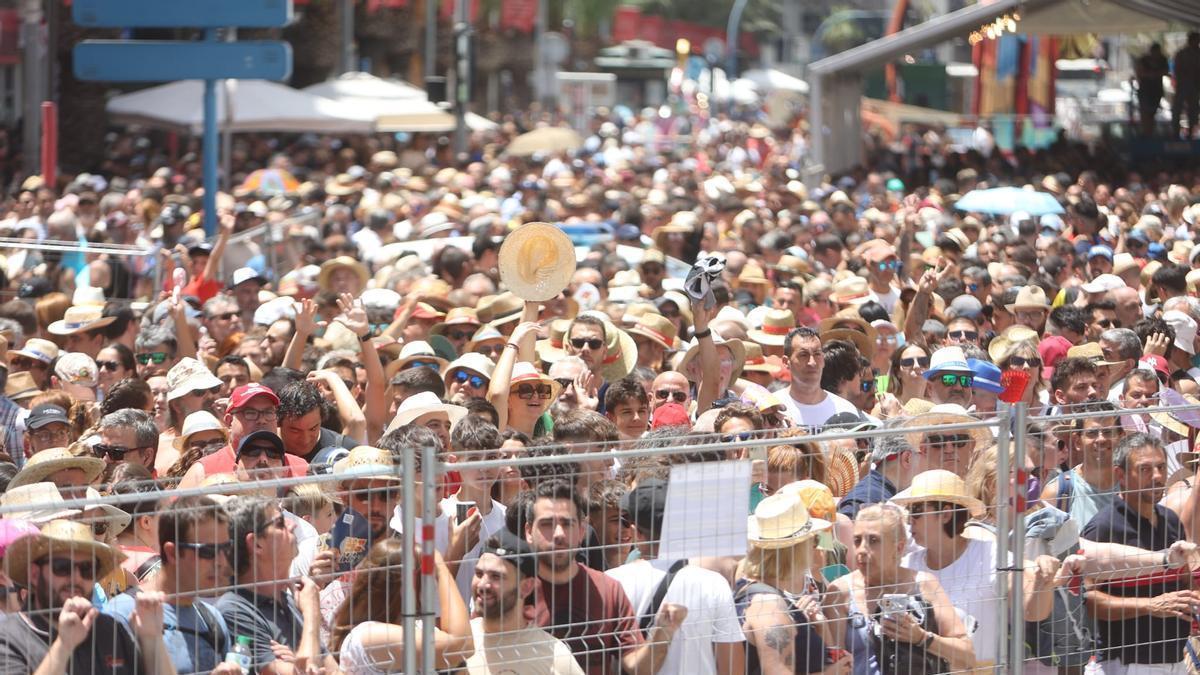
(73, 0), (292, 28)
(74, 41), (293, 82)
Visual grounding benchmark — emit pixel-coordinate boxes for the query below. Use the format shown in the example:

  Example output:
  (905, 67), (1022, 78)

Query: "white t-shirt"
(869, 287), (900, 313)
(605, 559), (744, 675)
(466, 617), (584, 675)
(903, 537), (1005, 663)
(777, 389), (860, 430)
(339, 620), (420, 675)
(439, 494), (509, 605)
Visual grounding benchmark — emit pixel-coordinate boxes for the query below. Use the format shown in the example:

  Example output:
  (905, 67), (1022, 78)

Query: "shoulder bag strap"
(1055, 471), (1073, 513)
(639, 559), (688, 635)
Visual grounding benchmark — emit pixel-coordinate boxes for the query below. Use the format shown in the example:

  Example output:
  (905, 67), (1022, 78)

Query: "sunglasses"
(446, 329), (474, 341)
(177, 541), (234, 560)
(407, 360), (441, 372)
(861, 380), (875, 393)
(515, 383), (553, 400)
(967, 283), (979, 293)
(95, 360), (122, 372)
(136, 351), (169, 365)
(570, 337), (604, 350)
(94, 444), (139, 461)
(1008, 356), (1042, 369)
(947, 330), (978, 341)
(875, 260), (900, 271)
(927, 434), (971, 448)
(476, 344), (505, 357)
(721, 431), (754, 444)
(655, 389), (687, 403)
(208, 311), (238, 321)
(38, 557), (97, 580)
(938, 373), (973, 388)
(899, 357), (930, 368)
(554, 377), (574, 389)
(1095, 318), (1121, 329)
(908, 502), (949, 517)
(239, 445), (286, 461)
(9, 356), (46, 370)
(452, 370), (487, 389)
(256, 514), (287, 534)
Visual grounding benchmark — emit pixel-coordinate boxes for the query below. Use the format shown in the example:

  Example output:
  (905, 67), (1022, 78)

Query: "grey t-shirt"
(0, 611), (141, 675)
(217, 588), (308, 672)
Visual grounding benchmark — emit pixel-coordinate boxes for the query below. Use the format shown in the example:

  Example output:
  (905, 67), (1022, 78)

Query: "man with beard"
(467, 530), (584, 674)
(0, 520), (174, 675)
(525, 478), (684, 675)
(547, 357), (590, 416)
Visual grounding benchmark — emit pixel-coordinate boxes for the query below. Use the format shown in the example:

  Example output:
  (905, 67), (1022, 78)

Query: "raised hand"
(56, 596), (98, 650)
(130, 591), (167, 641)
(293, 298), (327, 336)
(335, 292), (369, 338)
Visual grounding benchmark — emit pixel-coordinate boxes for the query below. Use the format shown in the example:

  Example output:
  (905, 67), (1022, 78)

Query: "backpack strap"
(1055, 471), (1074, 513)
(640, 560), (687, 635)
(133, 555), (162, 582)
(192, 600), (229, 655)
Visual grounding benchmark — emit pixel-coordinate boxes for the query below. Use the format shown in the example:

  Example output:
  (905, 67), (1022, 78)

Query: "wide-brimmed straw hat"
(627, 313), (679, 351)
(741, 342), (776, 374)
(4, 519), (126, 587)
(748, 309), (796, 347)
(676, 331), (745, 383)
(892, 469), (986, 518)
(172, 411), (227, 451)
(831, 276), (870, 305)
(430, 307), (482, 338)
(1005, 285), (1051, 313)
(476, 292), (524, 326)
(47, 306), (116, 336)
(568, 314), (639, 382)
(535, 319), (571, 363)
(386, 391), (468, 433)
(747, 492), (831, 549)
(317, 256), (370, 292)
(900, 403), (993, 453)
(9, 338), (59, 365)
(10, 448), (105, 491)
(819, 308), (878, 359)
(5, 372), (40, 402)
(386, 341), (450, 381)
(333, 446), (403, 483)
(81, 487), (131, 537)
(0, 483), (81, 523)
(499, 222), (577, 302)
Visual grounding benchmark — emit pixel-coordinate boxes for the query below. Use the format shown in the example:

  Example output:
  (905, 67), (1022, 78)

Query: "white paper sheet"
(658, 460), (751, 560)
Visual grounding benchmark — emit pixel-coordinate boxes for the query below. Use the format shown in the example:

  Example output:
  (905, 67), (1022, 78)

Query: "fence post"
(994, 402), (1011, 670)
(401, 445), (418, 675)
(1010, 402), (1028, 675)
(421, 443), (438, 674)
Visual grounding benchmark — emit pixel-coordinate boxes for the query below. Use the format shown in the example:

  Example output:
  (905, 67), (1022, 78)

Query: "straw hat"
(1005, 286), (1051, 313)
(0, 483), (81, 523)
(10, 448), (105, 491)
(567, 315), (638, 382)
(444, 352), (496, 383)
(892, 469), (986, 518)
(748, 309), (796, 347)
(987, 325), (1039, 363)
(166, 357), (224, 401)
(4, 371), (40, 402)
(1067, 342), (1124, 366)
(774, 255), (810, 277)
(466, 325), (505, 353)
(499, 222), (577, 302)
(47, 306), (116, 336)
(476, 292), (523, 326)
(4, 519), (126, 587)
(10, 338), (59, 365)
(430, 307), (482, 338)
(535, 319), (571, 363)
(627, 313), (679, 351)
(747, 492), (831, 549)
(72, 286), (106, 307)
(386, 341), (450, 381)
(831, 276), (870, 305)
(317, 256), (370, 292)
(386, 391), (468, 433)
(81, 487), (131, 537)
(333, 446), (403, 483)
(738, 262), (771, 287)
(676, 331), (746, 384)
(819, 309), (877, 359)
(172, 411), (228, 450)
(741, 342), (775, 374)
(778, 480), (837, 521)
(901, 404), (993, 454)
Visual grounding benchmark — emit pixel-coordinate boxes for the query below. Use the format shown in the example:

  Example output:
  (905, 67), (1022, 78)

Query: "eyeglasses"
(899, 357), (930, 368)
(655, 389), (688, 403)
(721, 431), (754, 444)
(1008, 356), (1042, 369)
(239, 444), (285, 461)
(570, 337), (603, 350)
(927, 434), (971, 449)
(947, 330), (978, 341)
(177, 541), (234, 560)
(234, 407), (278, 422)
(37, 557), (97, 580)
(95, 360), (122, 372)
(938, 373), (973, 388)
(875, 260), (900, 271)
(446, 329), (474, 341)
(407, 360), (441, 372)
(136, 351), (169, 365)
(94, 444), (140, 461)
(208, 311), (238, 322)
(31, 427), (69, 445)
(452, 370), (487, 389)
(861, 380), (875, 393)
(515, 383), (553, 400)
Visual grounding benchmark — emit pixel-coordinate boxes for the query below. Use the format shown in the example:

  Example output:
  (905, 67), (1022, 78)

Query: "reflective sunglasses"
(1008, 356), (1042, 369)
(177, 541), (234, 560)
(570, 337), (603, 350)
(927, 433), (971, 448)
(860, 379), (875, 393)
(939, 373), (973, 388)
(94, 444), (138, 461)
(476, 344), (505, 357)
(655, 389), (687, 403)
(136, 351), (169, 365)
(239, 444), (286, 461)
(452, 369), (487, 389)
(95, 360), (122, 372)
(875, 260), (900, 271)
(515, 383), (553, 400)
(407, 360), (442, 372)
(899, 357), (930, 368)
(948, 330), (978, 341)
(38, 557), (97, 579)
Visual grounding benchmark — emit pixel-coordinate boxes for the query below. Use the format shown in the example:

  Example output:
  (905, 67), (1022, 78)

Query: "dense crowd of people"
(0, 106), (1197, 675)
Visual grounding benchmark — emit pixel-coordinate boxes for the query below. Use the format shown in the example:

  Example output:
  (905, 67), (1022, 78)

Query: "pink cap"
(1038, 335), (1073, 381)
(651, 402), (690, 429)
(229, 383), (280, 411)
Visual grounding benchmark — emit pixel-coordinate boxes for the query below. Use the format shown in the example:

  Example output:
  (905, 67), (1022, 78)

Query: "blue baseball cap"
(1149, 242), (1168, 260)
(1087, 245), (1114, 261)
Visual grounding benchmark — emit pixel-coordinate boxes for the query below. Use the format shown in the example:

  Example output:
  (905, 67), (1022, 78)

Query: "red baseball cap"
(1138, 354), (1170, 382)
(1037, 336), (1072, 381)
(651, 402), (690, 430)
(229, 383), (280, 410)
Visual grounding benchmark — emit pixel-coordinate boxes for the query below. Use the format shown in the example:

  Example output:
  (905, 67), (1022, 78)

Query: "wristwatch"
(921, 631), (936, 649)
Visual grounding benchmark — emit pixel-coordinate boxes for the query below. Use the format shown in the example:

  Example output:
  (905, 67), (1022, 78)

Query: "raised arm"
(487, 307), (540, 431)
(308, 370), (367, 443)
(203, 213), (235, 283)
(284, 299), (324, 372)
(333, 291), (387, 442)
(692, 299), (720, 415)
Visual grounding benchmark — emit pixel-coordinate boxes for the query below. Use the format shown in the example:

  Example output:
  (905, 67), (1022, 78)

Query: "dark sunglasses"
(1095, 318), (1121, 329)
(476, 344), (505, 356)
(948, 330), (978, 341)
(655, 389), (687, 403)
(861, 380), (875, 393)
(966, 283), (979, 293)
(446, 329), (475, 341)
(38, 557), (97, 579)
(136, 351), (169, 365)
(256, 514), (287, 534)
(927, 433), (971, 448)
(208, 311), (238, 321)
(94, 444), (138, 461)
(899, 357), (931, 368)
(239, 445), (286, 461)
(95, 360), (122, 372)
(9, 356), (46, 370)
(452, 369), (487, 389)
(406, 360), (442, 372)
(516, 383), (553, 400)
(1008, 356), (1042, 369)
(554, 377), (574, 389)
(938, 373), (973, 387)
(721, 431), (754, 444)
(570, 338), (603, 350)
(177, 541), (234, 560)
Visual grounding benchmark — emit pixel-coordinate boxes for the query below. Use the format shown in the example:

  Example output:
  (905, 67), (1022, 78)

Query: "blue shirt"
(107, 594), (231, 674)
(837, 469), (896, 520)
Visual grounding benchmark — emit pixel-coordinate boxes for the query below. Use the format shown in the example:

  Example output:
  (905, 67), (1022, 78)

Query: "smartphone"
(456, 501), (476, 524)
(879, 594), (910, 620)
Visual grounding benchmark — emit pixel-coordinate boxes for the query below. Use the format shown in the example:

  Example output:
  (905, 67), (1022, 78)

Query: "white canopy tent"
(303, 71), (498, 133)
(106, 79), (376, 134)
(740, 68), (810, 95)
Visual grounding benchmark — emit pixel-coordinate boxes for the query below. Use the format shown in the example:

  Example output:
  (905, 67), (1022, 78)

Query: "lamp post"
(725, 0), (748, 79)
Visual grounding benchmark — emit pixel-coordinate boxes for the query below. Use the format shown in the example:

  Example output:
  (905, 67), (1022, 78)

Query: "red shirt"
(199, 444), (309, 478)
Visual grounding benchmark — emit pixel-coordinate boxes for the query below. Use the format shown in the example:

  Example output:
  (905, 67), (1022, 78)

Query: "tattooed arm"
(743, 594), (797, 675)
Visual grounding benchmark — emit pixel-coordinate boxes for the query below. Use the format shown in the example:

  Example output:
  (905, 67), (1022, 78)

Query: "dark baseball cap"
(236, 430), (286, 457)
(308, 446), (350, 476)
(27, 404), (69, 430)
(620, 478), (668, 539)
(481, 529), (537, 579)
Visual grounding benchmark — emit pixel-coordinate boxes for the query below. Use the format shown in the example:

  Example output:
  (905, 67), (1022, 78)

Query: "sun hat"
(333, 445), (403, 483)
(386, 341), (450, 381)
(901, 404), (993, 454)
(386, 391), (468, 433)
(47, 305), (117, 335)
(747, 492), (831, 549)
(507, 361), (563, 415)
(430, 307), (482, 339)
(172, 411), (227, 451)
(831, 276), (870, 306)
(466, 325), (505, 353)
(923, 346), (972, 379)
(80, 487), (131, 537)
(535, 319), (571, 364)
(892, 469), (986, 518)
(166, 357), (223, 402)
(54, 353), (98, 388)
(499, 222), (577, 302)
(748, 309), (796, 347)
(9, 338), (59, 365)
(1164, 310), (1197, 356)
(317, 256), (370, 292)
(655, 291), (694, 326)
(5, 372), (40, 402)
(819, 308), (879, 359)
(1067, 342), (1125, 366)
(4, 519), (127, 587)
(0, 483), (82, 523)
(741, 342), (776, 374)
(676, 331), (746, 384)
(10, 448), (105, 491)
(1005, 285), (1051, 313)
(566, 314), (639, 382)
(627, 313), (680, 352)
(476, 292), (524, 326)
(1080, 273), (1126, 294)
(778, 480), (837, 522)
(71, 286), (106, 307)
(1112, 253), (1140, 277)
(444, 353), (496, 385)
